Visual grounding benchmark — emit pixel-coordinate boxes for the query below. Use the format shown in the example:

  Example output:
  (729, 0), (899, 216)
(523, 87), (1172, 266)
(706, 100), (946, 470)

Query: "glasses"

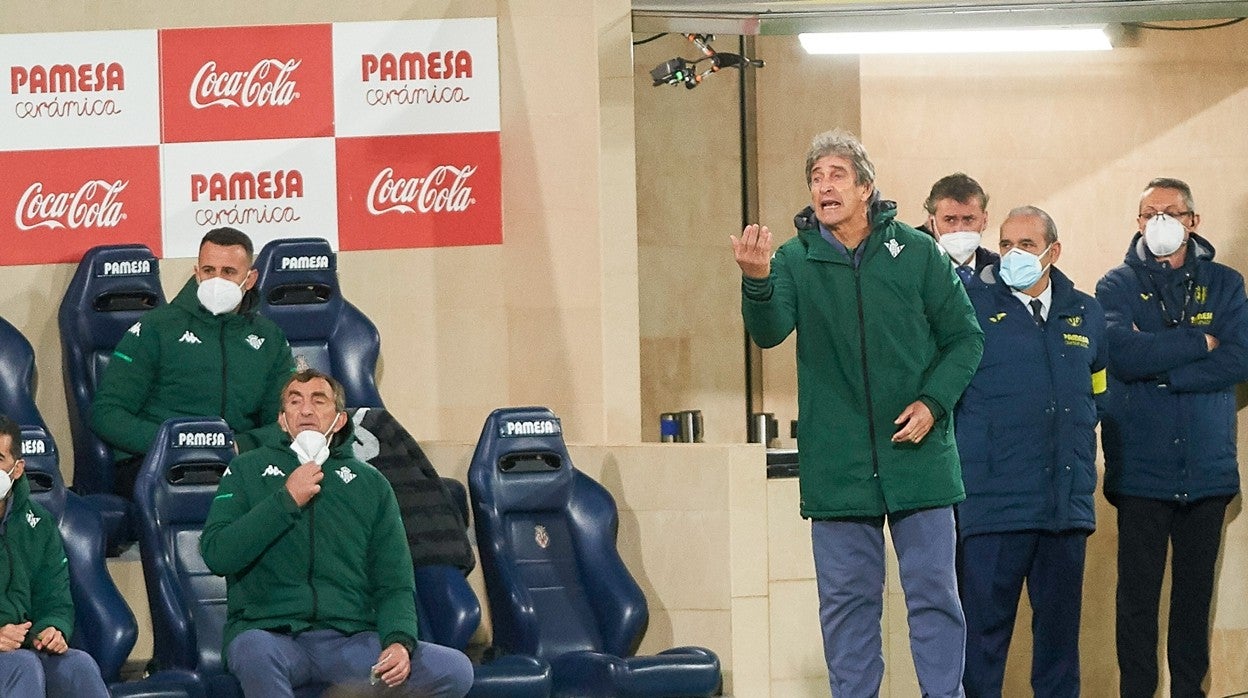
(1138, 210), (1194, 223)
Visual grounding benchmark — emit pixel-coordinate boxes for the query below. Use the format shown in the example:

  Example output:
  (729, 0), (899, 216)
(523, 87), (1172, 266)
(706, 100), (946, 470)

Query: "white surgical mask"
(0, 462), (19, 501)
(197, 276), (246, 315)
(1143, 214), (1187, 257)
(999, 245), (1052, 292)
(289, 415), (340, 466)
(937, 231), (982, 265)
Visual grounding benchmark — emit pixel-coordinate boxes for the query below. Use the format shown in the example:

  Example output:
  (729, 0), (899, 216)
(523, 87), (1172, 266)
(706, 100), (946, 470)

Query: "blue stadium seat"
(134, 417), (326, 698)
(415, 479), (552, 698)
(2, 309), (132, 553)
(20, 426), (197, 698)
(252, 238), (383, 408)
(467, 407), (722, 698)
(58, 243), (164, 546)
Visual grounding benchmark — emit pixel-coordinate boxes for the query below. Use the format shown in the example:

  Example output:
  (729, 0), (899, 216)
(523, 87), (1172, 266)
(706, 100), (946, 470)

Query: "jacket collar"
(793, 194), (900, 264)
(1124, 231), (1215, 272)
(981, 264), (1084, 316)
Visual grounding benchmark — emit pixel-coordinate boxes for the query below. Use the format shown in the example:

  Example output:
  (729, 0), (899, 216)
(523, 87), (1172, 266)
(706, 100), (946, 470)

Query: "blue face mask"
(999, 245), (1052, 291)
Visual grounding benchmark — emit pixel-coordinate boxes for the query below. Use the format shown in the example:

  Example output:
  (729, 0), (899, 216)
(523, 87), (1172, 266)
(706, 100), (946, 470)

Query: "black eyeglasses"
(1138, 210), (1195, 223)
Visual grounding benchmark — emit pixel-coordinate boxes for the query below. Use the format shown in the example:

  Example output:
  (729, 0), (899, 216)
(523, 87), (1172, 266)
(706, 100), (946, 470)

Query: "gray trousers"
(0, 648), (110, 697)
(812, 506), (966, 698)
(227, 628), (474, 698)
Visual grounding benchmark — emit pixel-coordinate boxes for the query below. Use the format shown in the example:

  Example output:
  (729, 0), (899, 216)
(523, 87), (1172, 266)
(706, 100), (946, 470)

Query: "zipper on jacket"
(218, 325), (228, 417)
(307, 501), (318, 621)
(853, 265), (882, 481)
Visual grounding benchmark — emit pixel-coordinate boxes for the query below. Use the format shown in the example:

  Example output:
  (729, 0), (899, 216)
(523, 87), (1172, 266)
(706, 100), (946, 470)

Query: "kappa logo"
(262, 465), (286, 478)
(25, 510), (40, 529)
(128, 321), (141, 337)
(179, 331), (202, 344)
(534, 524), (550, 549)
(245, 334), (265, 350)
(1140, 293), (1153, 301)
(336, 466), (356, 484)
(222, 466), (232, 477)
(885, 238), (904, 258)
(988, 312), (1007, 323)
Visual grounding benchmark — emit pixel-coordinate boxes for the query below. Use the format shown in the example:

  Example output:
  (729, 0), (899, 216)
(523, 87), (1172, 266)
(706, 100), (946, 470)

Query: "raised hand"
(731, 224), (773, 279)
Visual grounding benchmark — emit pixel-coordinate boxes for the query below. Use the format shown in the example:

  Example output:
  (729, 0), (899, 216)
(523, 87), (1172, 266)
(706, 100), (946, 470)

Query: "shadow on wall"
(595, 453), (676, 650)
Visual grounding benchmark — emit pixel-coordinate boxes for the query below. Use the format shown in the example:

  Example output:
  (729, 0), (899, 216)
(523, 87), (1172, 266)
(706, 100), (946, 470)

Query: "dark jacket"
(742, 200), (983, 518)
(956, 266), (1107, 536)
(1096, 232), (1248, 503)
(0, 478), (74, 644)
(91, 277), (295, 457)
(201, 419), (418, 659)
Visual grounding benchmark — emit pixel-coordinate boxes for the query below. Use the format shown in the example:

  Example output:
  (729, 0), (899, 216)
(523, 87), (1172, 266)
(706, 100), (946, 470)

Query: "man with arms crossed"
(1097, 178), (1248, 697)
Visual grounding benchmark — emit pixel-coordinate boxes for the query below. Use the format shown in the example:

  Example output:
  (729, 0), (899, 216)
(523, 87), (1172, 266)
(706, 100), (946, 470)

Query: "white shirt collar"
(1011, 280), (1053, 321)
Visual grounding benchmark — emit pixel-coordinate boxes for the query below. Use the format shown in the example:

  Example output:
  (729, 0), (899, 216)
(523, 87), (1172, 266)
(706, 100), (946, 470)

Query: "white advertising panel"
(332, 18), (500, 137)
(161, 137), (339, 258)
(0, 30), (160, 151)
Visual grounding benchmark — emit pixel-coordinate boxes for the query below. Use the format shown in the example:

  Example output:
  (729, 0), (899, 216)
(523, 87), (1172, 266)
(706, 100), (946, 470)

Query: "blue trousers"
(0, 648), (110, 697)
(958, 531), (1087, 698)
(228, 628), (474, 698)
(812, 506), (966, 698)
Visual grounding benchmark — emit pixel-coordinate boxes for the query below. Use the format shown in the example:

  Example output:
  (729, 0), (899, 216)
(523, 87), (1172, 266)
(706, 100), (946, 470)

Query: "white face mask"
(1143, 214), (1187, 257)
(288, 414), (340, 466)
(196, 276), (246, 315)
(937, 231), (982, 265)
(0, 462), (19, 501)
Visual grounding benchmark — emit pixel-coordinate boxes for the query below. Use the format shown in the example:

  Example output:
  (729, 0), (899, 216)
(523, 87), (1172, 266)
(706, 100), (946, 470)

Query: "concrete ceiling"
(631, 0), (1248, 34)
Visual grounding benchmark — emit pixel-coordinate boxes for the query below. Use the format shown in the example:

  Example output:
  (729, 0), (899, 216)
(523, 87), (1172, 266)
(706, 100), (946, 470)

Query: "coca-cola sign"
(0, 146), (161, 265)
(160, 24), (333, 143)
(367, 165), (476, 215)
(189, 59), (300, 109)
(336, 132), (500, 250)
(15, 179), (127, 231)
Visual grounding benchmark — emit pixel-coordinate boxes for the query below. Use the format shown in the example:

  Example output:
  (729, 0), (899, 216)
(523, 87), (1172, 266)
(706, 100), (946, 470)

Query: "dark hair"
(924, 173), (988, 215)
(0, 415), (20, 460)
(1142, 177), (1195, 212)
(200, 227), (254, 260)
(283, 369), (346, 412)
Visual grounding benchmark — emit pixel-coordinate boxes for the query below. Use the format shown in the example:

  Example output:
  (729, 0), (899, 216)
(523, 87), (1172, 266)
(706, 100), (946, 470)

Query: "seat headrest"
(470, 407), (574, 511)
(71, 244), (162, 304)
(0, 316), (41, 428)
(20, 426), (64, 510)
(146, 418), (235, 487)
(254, 237), (340, 305)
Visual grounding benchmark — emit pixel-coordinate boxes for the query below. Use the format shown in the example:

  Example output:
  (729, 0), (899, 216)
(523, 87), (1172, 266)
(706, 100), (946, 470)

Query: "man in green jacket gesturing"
(200, 369), (473, 697)
(732, 129), (983, 697)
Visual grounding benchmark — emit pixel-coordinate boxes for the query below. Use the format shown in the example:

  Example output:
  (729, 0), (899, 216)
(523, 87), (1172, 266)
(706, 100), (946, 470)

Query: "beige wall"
(1, 0), (640, 455)
(635, 18), (1248, 697)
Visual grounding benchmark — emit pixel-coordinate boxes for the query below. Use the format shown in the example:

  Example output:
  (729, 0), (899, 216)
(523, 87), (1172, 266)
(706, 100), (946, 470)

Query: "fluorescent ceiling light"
(799, 25), (1114, 54)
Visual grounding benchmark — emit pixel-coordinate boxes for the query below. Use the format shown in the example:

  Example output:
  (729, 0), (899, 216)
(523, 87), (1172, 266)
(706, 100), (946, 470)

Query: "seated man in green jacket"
(200, 369), (472, 698)
(91, 227), (295, 499)
(0, 415), (110, 697)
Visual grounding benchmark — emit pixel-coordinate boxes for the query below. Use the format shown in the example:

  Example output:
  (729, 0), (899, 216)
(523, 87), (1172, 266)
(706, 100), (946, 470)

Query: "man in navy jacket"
(1097, 178), (1248, 697)
(956, 206), (1107, 698)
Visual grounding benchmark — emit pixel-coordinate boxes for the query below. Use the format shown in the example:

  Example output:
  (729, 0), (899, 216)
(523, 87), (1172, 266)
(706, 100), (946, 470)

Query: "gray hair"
(805, 129), (875, 187)
(1005, 205), (1059, 245)
(1142, 177), (1195, 212)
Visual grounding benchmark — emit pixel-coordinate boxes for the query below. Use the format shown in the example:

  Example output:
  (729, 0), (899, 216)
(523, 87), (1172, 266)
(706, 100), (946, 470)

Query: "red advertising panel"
(160, 24), (334, 144)
(335, 132), (500, 250)
(0, 146), (162, 265)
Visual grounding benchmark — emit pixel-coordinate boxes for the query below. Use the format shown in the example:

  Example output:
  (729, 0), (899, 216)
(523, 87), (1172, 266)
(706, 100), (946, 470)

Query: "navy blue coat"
(1096, 233), (1248, 503)
(956, 266), (1107, 536)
